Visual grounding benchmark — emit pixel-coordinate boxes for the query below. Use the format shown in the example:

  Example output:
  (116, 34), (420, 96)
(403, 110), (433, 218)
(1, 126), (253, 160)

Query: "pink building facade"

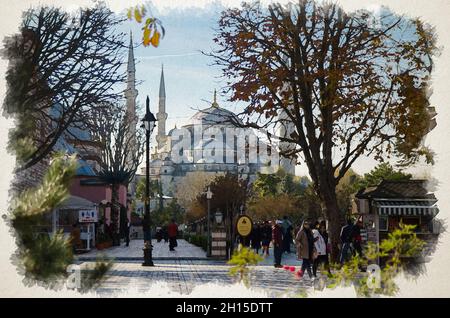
(69, 176), (130, 226)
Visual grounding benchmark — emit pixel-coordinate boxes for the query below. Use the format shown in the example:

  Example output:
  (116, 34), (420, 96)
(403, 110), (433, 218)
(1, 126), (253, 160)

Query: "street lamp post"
(206, 186), (213, 257)
(142, 95), (157, 267)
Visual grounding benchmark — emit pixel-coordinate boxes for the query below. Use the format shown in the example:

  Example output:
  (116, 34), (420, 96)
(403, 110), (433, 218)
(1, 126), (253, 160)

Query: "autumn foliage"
(127, 5), (164, 47)
(210, 0), (438, 260)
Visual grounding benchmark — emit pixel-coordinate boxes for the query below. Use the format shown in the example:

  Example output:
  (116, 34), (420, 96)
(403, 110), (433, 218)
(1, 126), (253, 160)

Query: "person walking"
(272, 220), (284, 268)
(70, 222), (82, 254)
(163, 226), (169, 243)
(352, 220), (363, 257)
(261, 221), (271, 256)
(320, 220), (332, 267)
(281, 216), (293, 254)
(295, 220), (314, 279)
(168, 219), (178, 251)
(238, 233), (251, 247)
(339, 219), (354, 264)
(124, 218), (131, 247)
(312, 222), (331, 277)
(155, 227), (163, 242)
(250, 223), (262, 254)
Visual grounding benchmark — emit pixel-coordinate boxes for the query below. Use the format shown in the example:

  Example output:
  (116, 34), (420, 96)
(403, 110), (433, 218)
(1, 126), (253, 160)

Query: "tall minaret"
(277, 110), (296, 175)
(211, 89), (219, 108)
(277, 54), (296, 175)
(156, 65), (168, 151)
(125, 32), (138, 167)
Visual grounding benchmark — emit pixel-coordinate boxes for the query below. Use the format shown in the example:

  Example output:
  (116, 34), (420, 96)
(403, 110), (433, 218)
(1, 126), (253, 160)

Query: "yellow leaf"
(127, 8), (132, 20)
(150, 31), (160, 47)
(143, 27), (151, 47)
(134, 8), (142, 23)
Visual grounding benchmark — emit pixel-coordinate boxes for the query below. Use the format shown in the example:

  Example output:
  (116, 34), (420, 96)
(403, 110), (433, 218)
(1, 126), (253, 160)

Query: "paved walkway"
(78, 239), (301, 266)
(77, 239), (207, 261)
(86, 260), (316, 297)
(78, 241), (319, 296)
(257, 249), (299, 266)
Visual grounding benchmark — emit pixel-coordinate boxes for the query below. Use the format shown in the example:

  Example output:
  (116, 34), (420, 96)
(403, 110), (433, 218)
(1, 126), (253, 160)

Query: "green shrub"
(184, 233), (207, 251)
(326, 223), (426, 297)
(228, 244), (263, 287)
(8, 153), (113, 290)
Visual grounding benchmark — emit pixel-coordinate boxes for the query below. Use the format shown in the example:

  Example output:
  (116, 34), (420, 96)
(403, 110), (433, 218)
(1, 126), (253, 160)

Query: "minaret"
(278, 109), (296, 175)
(156, 64), (168, 151)
(277, 54), (296, 175)
(125, 32), (138, 167)
(211, 89), (219, 108)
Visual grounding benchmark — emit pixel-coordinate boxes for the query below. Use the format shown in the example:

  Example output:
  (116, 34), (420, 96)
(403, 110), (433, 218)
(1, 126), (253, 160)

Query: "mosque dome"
(190, 106), (243, 127)
(189, 90), (243, 127)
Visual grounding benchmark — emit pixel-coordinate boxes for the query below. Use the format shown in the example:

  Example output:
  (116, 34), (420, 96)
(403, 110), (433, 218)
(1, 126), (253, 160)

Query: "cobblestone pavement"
(77, 239), (301, 266)
(86, 260), (316, 297)
(77, 239), (207, 261)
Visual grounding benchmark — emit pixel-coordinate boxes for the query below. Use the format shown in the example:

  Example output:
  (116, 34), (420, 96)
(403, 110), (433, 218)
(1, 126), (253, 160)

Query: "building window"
(379, 216), (388, 231)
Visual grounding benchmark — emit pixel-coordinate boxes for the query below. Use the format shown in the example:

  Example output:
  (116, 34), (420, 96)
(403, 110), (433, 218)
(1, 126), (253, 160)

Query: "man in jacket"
(168, 219), (178, 251)
(272, 220), (284, 268)
(339, 219), (354, 264)
(352, 220), (363, 257)
(281, 216), (293, 253)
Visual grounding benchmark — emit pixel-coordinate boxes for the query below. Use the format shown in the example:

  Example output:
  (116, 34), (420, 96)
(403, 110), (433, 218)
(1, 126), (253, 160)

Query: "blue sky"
(117, 3), (233, 130)
(113, 1), (431, 177)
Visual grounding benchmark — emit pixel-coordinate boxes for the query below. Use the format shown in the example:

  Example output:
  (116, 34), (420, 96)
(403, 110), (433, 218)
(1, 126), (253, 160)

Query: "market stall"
(52, 195), (98, 251)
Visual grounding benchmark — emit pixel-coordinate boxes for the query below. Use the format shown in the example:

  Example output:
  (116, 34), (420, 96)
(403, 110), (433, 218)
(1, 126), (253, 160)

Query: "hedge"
(184, 233), (207, 251)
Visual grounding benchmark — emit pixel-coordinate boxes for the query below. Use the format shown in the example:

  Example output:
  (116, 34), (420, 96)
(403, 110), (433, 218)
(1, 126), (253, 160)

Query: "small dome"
(168, 124), (178, 136)
(151, 158), (163, 166)
(162, 157), (173, 165)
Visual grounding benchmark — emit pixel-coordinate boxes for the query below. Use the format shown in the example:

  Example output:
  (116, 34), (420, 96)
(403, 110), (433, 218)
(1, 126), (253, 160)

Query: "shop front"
(52, 195), (98, 251)
(353, 180), (441, 261)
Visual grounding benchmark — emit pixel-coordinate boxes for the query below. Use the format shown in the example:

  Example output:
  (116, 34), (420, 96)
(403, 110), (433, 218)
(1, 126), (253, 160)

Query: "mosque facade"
(125, 36), (295, 198)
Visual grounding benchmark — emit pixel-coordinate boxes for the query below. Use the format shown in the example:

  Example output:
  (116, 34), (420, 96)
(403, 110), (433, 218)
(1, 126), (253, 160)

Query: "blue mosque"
(123, 35), (296, 198)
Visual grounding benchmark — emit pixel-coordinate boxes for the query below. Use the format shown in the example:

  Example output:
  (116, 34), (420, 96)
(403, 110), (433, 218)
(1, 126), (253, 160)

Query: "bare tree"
(175, 171), (220, 212)
(2, 4), (126, 171)
(90, 105), (144, 244)
(209, 0), (438, 260)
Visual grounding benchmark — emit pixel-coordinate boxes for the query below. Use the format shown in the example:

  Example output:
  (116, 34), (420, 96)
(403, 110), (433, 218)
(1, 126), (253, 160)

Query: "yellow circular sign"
(236, 215), (253, 237)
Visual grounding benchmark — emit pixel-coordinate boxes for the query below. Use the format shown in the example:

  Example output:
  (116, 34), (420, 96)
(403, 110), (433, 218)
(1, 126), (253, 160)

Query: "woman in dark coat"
(250, 223), (262, 254)
(261, 221), (272, 256)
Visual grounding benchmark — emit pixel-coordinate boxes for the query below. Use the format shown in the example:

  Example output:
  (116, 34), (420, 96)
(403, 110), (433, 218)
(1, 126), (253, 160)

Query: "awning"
(373, 200), (439, 217)
(59, 195), (97, 210)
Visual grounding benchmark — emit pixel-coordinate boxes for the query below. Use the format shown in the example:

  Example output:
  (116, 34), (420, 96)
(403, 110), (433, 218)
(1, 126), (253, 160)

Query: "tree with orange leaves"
(209, 0), (438, 261)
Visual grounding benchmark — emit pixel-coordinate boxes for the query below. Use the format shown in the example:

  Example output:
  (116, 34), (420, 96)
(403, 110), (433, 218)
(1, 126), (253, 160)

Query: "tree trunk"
(322, 192), (344, 263)
(111, 183), (120, 246)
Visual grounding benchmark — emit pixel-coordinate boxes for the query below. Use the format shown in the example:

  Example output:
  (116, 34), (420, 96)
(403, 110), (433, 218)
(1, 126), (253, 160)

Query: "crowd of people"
(78, 210), (362, 276)
(239, 216), (365, 279)
(241, 216), (294, 257)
